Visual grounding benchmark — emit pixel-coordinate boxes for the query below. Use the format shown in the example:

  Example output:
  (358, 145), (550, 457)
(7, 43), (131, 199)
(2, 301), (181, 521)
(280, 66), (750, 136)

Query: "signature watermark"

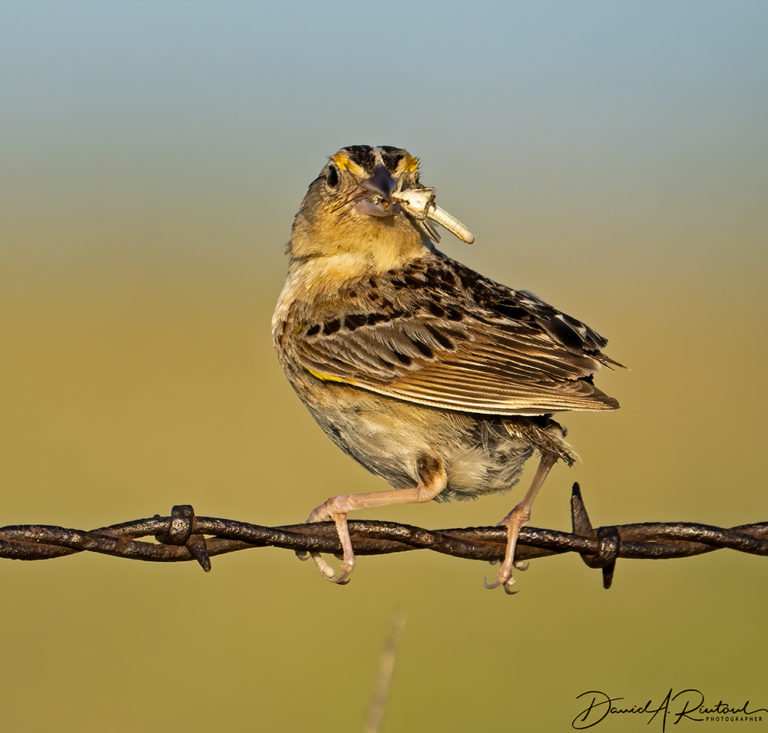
(572, 689), (767, 731)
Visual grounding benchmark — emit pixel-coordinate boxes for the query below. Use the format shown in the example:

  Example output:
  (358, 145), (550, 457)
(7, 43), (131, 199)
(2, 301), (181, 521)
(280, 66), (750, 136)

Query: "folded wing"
(292, 254), (620, 416)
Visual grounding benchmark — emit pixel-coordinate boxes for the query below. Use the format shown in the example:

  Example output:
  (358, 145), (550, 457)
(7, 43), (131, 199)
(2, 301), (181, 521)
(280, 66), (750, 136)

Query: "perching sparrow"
(272, 145), (619, 592)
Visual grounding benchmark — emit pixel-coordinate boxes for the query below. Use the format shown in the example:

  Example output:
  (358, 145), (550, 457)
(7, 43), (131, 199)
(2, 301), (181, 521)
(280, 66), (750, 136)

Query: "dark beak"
(359, 164), (397, 201)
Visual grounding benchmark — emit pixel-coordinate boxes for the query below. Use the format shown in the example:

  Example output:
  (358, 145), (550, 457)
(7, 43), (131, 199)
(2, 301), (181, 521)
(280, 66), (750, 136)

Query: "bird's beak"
(354, 164), (400, 218)
(352, 163), (476, 244)
(360, 164), (397, 200)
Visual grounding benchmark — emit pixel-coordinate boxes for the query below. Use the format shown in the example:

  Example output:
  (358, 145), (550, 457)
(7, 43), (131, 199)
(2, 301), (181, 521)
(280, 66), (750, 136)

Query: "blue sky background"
(3, 1), (766, 274)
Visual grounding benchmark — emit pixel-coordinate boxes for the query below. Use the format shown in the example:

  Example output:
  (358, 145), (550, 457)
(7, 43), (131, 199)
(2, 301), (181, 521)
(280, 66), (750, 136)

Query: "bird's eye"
(326, 164), (340, 189)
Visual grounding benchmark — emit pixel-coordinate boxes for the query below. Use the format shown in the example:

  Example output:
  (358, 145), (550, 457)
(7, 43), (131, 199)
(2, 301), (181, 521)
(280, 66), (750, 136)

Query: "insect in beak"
(393, 187), (475, 244)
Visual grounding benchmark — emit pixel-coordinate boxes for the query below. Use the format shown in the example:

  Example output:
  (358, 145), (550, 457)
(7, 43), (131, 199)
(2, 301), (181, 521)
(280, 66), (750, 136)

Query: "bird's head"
(289, 145), (474, 270)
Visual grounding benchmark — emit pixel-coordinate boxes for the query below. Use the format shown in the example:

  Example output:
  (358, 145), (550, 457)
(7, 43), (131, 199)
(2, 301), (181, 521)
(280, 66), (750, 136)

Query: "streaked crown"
(330, 145), (420, 180)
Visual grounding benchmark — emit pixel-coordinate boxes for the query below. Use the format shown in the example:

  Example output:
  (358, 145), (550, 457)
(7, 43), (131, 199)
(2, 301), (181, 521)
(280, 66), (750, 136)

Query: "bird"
(272, 144), (620, 592)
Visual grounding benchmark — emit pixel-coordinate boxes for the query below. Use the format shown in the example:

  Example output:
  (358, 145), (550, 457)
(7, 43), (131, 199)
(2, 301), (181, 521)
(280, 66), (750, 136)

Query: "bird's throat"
(288, 219), (425, 297)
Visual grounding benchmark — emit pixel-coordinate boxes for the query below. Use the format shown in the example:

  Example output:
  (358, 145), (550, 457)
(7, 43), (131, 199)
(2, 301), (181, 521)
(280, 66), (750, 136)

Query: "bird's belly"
(302, 384), (534, 501)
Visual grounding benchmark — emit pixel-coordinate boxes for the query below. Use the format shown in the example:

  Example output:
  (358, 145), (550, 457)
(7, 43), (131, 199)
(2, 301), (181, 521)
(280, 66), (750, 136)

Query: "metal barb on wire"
(0, 485), (766, 588)
(571, 482), (621, 589)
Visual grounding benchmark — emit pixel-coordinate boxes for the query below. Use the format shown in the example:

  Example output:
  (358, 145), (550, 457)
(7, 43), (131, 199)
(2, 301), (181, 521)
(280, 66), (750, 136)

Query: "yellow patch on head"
(331, 153), (366, 178)
(398, 154), (420, 174)
(331, 153), (351, 170)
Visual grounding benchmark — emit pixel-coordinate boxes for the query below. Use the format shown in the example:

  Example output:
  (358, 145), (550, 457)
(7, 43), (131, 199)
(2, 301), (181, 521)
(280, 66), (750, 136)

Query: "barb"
(1, 485), (765, 589)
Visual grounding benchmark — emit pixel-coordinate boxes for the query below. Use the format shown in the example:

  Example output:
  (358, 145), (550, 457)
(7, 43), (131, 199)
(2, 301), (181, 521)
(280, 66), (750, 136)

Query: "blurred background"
(1, 1), (766, 730)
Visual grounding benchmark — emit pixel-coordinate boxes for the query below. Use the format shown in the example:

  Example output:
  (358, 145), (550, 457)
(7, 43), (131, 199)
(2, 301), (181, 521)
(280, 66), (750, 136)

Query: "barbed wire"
(1, 484), (765, 588)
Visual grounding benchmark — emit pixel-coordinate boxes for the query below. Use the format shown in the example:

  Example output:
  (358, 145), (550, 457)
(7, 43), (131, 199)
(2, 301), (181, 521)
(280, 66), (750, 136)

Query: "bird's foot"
(305, 497), (356, 584)
(484, 503), (531, 594)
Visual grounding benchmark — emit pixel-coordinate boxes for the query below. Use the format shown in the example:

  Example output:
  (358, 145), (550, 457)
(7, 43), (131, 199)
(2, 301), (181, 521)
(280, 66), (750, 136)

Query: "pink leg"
(485, 453), (557, 594)
(305, 456), (447, 584)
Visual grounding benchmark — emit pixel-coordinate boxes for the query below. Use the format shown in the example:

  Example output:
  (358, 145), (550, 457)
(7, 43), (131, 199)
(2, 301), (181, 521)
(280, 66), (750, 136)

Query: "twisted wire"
(2, 484), (765, 588)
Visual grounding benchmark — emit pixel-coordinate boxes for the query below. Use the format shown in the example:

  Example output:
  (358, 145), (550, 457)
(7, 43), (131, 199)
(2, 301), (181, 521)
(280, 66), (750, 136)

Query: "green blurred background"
(1, 2), (766, 731)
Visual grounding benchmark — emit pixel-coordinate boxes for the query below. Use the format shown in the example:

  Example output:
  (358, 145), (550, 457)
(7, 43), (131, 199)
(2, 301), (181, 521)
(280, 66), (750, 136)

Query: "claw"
(302, 499), (358, 584)
(484, 573), (519, 593)
(311, 551), (354, 584)
(485, 509), (527, 591)
(484, 561), (519, 591)
(311, 552), (355, 585)
(311, 552), (336, 579)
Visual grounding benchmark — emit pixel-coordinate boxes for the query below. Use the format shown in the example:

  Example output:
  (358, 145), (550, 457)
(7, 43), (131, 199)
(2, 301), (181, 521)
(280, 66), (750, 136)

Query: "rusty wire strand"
(1, 484), (765, 588)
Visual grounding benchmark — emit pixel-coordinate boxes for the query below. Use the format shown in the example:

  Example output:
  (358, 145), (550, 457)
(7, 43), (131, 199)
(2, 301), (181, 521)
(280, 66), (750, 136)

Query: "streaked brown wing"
(293, 257), (619, 416)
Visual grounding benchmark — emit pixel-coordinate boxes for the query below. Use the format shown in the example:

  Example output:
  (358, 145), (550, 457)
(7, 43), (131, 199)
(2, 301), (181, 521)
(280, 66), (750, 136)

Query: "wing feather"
(288, 253), (620, 416)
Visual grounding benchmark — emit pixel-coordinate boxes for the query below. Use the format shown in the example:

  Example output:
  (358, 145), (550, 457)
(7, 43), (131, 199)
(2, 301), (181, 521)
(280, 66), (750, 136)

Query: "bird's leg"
(305, 455), (447, 584)
(486, 452), (557, 594)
